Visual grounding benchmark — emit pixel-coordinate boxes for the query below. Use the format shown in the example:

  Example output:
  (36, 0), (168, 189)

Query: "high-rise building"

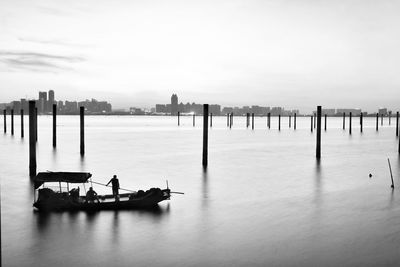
(38, 91), (47, 113)
(171, 94), (178, 115)
(48, 90), (55, 111)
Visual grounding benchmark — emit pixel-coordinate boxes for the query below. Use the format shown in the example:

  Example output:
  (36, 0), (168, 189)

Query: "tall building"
(48, 90), (55, 111)
(171, 94), (178, 115)
(38, 91), (47, 113)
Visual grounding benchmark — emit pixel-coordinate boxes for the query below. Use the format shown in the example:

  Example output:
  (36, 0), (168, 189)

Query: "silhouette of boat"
(33, 172), (174, 212)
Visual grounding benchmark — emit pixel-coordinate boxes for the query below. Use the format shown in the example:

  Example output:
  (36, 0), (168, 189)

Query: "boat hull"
(33, 188), (171, 212)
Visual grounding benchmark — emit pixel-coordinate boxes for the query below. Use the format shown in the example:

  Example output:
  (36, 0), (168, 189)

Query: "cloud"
(0, 50), (85, 72)
(18, 37), (93, 48)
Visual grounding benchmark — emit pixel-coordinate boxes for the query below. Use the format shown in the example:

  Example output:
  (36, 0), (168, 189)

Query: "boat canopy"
(34, 172), (92, 189)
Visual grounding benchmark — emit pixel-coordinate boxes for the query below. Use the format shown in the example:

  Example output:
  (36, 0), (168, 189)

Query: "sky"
(1, 0), (399, 112)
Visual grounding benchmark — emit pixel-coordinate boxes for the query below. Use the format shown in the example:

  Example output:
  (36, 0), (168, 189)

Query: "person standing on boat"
(107, 175), (120, 201)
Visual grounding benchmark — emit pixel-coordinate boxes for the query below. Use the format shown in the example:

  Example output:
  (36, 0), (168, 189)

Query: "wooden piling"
(381, 114), (383, 126)
(389, 112), (391, 125)
(360, 113), (363, 133)
(230, 113), (233, 128)
(252, 113), (254, 130)
(278, 114), (281, 131)
(35, 107), (38, 142)
(3, 109), (6, 133)
(246, 113), (249, 128)
(316, 106), (322, 159)
(227, 113), (229, 127)
(343, 113), (345, 130)
(20, 109), (24, 138)
(396, 112), (399, 137)
(268, 113), (271, 129)
(311, 116), (313, 132)
(11, 109), (14, 135)
(210, 113), (212, 128)
(324, 114), (327, 131)
(193, 113), (195, 127)
(376, 113), (379, 131)
(349, 112), (352, 135)
(289, 115), (291, 128)
(294, 113), (297, 130)
(29, 101), (36, 177)
(202, 104), (209, 168)
(178, 112), (180, 126)
(80, 106), (85, 156)
(53, 104), (56, 148)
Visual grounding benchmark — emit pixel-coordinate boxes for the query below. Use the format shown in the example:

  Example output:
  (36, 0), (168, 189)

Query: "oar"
(91, 181), (136, 193)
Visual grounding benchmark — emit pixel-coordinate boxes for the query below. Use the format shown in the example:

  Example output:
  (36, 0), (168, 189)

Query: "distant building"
(48, 90), (55, 111)
(378, 108), (388, 115)
(171, 94), (178, 115)
(38, 91), (47, 113)
(336, 108), (362, 116)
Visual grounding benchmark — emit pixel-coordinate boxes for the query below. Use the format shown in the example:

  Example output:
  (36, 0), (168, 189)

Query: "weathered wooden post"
(349, 112), (352, 135)
(311, 116), (313, 132)
(252, 113), (254, 130)
(343, 113), (345, 130)
(230, 112), (233, 128)
(3, 109), (6, 133)
(376, 113), (379, 131)
(53, 104), (57, 148)
(289, 115), (291, 128)
(29, 101), (36, 177)
(178, 111), (180, 126)
(294, 113), (297, 130)
(35, 107), (38, 142)
(193, 113), (195, 127)
(324, 114), (327, 131)
(381, 114), (383, 126)
(11, 109), (14, 135)
(278, 114), (281, 131)
(268, 113), (271, 129)
(246, 113), (249, 128)
(396, 112), (399, 137)
(210, 113), (212, 128)
(20, 109), (24, 138)
(227, 113), (229, 127)
(202, 104), (209, 168)
(360, 113), (363, 133)
(316, 106), (322, 159)
(80, 106), (85, 156)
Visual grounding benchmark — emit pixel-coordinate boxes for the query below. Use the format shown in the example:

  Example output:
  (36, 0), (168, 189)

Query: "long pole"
(316, 106), (322, 159)
(381, 114), (383, 126)
(80, 106), (85, 156)
(202, 104), (209, 168)
(396, 111), (399, 137)
(289, 115), (291, 128)
(343, 113), (345, 130)
(35, 107), (38, 142)
(11, 109), (14, 135)
(268, 113), (271, 129)
(388, 158), (394, 188)
(29, 101), (36, 177)
(193, 113), (195, 127)
(376, 113), (379, 131)
(53, 104), (56, 148)
(278, 114), (281, 131)
(311, 116), (313, 132)
(324, 114), (327, 131)
(252, 113), (254, 130)
(178, 111), (180, 126)
(227, 113), (229, 127)
(360, 113), (363, 133)
(294, 113), (296, 130)
(210, 113), (212, 128)
(3, 109), (6, 133)
(349, 112), (352, 135)
(20, 109), (24, 138)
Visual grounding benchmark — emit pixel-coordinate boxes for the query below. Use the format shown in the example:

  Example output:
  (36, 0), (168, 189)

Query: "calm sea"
(1, 115), (400, 267)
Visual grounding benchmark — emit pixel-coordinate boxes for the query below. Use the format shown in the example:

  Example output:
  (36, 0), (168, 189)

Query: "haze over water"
(2, 115), (400, 267)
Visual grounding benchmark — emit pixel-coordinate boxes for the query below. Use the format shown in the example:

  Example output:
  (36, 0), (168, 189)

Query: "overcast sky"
(1, 0), (399, 112)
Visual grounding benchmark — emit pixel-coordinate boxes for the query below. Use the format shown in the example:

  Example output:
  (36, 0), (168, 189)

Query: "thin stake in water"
(388, 158), (394, 188)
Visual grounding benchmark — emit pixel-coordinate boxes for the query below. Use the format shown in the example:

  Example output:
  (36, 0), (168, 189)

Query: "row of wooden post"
(25, 101), (85, 177)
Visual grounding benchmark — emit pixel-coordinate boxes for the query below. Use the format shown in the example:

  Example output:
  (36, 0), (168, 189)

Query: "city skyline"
(1, 0), (400, 112)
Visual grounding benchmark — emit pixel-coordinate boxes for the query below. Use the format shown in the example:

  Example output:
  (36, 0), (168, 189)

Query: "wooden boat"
(33, 172), (173, 212)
